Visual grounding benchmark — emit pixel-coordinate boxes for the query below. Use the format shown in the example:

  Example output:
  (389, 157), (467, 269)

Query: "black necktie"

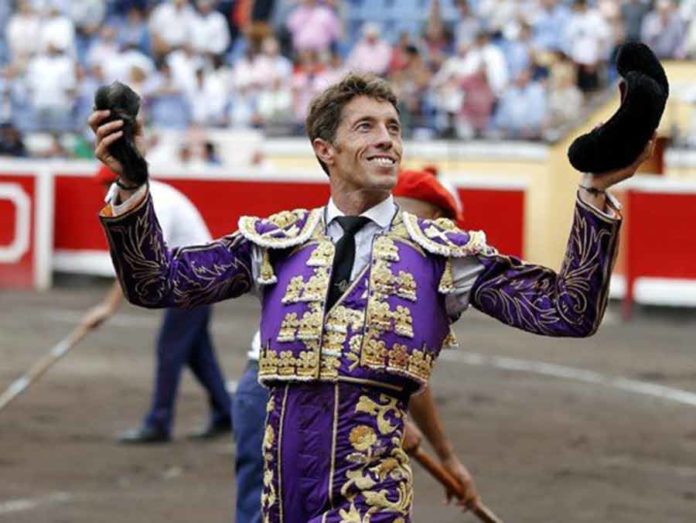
(326, 216), (371, 310)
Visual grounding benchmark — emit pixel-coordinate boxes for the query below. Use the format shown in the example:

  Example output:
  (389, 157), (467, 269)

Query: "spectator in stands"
(460, 31), (509, 99)
(345, 23), (392, 76)
(683, 11), (696, 58)
(544, 56), (583, 139)
(41, 132), (71, 158)
(257, 76), (293, 129)
(493, 67), (547, 140)
(387, 32), (414, 76)
(314, 50), (346, 89)
(38, 4), (76, 57)
(74, 63), (103, 130)
(459, 68), (496, 138)
(191, 0), (231, 59)
(453, 0), (482, 49)
(108, 43), (155, 85)
(502, 22), (534, 80)
(640, 0), (685, 59)
(115, 7), (151, 55)
(145, 60), (191, 129)
(26, 43), (76, 132)
(6, 1), (42, 66)
(228, 83), (259, 129)
(620, 0), (651, 43)
(149, 0), (197, 58)
(167, 43), (203, 95)
(420, 0), (453, 69)
(86, 26), (121, 73)
(290, 49), (325, 127)
(431, 42), (470, 136)
(478, 0), (520, 38)
(203, 140), (222, 165)
(254, 36), (293, 89)
(286, 0), (340, 55)
(532, 0), (571, 53)
(186, 66), (228, 126)
(0, 121), (27, 157)
(390, 45), (432, 135)
(66, 0), (106, 63)
(563, 0), (611, 92)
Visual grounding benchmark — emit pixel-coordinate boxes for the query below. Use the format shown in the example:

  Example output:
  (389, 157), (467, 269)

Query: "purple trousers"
(261, 381), (413, 523)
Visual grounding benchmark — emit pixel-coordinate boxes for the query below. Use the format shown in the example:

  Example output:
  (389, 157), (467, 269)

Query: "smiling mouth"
(367, 156), (397, 166)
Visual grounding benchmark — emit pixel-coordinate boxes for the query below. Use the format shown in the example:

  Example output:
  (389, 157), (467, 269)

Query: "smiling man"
(90, 73), (652, 522)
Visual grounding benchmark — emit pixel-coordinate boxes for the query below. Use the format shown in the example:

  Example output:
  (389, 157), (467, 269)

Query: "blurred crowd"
(1, 0), (696, 160)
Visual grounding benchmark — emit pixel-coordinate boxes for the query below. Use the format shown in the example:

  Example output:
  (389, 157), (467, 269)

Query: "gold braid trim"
(402, 211), (494, 258)
(238, 208), (322, 250)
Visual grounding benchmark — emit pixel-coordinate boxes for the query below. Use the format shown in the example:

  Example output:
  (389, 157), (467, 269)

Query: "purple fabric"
(262, 382), (412, 523)
(100, 194), (253, 308)
(258, 228), (450, 391)
(260, 245), (320, 358)
(471, 198), (620, 336)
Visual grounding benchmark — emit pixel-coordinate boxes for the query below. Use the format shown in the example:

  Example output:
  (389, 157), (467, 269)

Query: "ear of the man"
(312, 138), (334, 167)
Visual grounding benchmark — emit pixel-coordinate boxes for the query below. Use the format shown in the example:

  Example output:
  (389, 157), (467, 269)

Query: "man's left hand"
(441, 454), (480, 512)
(584, 132), (657, 191)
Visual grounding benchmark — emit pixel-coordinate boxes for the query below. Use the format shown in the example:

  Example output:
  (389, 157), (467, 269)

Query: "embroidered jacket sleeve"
(470, 196), (621, 337)
(404, 195), (621, 338)
(99, 191), (254, 308)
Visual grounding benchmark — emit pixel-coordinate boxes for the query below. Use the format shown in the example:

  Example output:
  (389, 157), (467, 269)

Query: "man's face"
(315, 96), (403, 194)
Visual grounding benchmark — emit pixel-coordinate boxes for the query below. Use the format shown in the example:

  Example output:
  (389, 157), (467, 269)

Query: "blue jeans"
(232, 361), (268, 523)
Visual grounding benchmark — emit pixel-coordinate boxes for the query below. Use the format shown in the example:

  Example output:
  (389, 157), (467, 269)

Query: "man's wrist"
(580, 173), (609, 191)
(115, 177), (141, 191)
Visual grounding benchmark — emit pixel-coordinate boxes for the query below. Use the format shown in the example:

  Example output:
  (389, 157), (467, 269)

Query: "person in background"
(81, 165), (233, 443)
(0, 121), (27, 157)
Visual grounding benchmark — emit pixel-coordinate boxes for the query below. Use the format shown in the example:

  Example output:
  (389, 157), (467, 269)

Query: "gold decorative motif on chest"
(297, 304), (322, 341)
(307, 240), (334, 267)
(373, 236), (400, 261)
(277, 313), (300, 342)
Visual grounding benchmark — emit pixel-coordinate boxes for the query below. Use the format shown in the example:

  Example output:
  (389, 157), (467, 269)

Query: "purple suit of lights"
(100, 193), (620, 522)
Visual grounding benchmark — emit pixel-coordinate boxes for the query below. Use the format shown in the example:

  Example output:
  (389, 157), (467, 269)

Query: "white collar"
(326, 195), (396, 230)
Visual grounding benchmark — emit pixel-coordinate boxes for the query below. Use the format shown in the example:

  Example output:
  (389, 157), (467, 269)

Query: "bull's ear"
(93, 82), (149, 186)
(567, 43), (668, 176)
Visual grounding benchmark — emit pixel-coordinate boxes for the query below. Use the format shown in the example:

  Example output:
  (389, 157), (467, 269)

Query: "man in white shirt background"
(81, 165), (233, 443)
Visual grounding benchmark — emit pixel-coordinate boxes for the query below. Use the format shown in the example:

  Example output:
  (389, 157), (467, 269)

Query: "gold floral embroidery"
(297, 304), (323, 341)
(373, 236), (399, 261)
(350, 425), (378, 452)
(259, 248), (275, 284)
(307, 239), (334, 267)
(392, 306), (414, 338)
(438, 258), (454, 294)
(338, 393), (412, 519)
(355, 394), (403, 435)
(277, 313), (299, 342)
(261, 424), (277, 512)
(280, 267), (330, 305)
(281, 276), (303, 304)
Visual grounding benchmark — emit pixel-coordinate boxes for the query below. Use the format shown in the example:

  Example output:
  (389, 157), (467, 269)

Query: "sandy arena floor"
(1, 280), (695, 522)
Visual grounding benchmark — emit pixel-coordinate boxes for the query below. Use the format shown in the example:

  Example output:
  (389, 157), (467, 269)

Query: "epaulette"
(401, 211), (495, 258)
(238, 208), (322, 249)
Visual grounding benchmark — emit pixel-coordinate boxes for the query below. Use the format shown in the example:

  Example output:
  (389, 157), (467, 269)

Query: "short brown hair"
(305, 72), (399, 175)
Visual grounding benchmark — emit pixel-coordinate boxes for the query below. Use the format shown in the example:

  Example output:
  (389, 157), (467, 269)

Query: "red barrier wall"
(0, 175), (37, 288)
